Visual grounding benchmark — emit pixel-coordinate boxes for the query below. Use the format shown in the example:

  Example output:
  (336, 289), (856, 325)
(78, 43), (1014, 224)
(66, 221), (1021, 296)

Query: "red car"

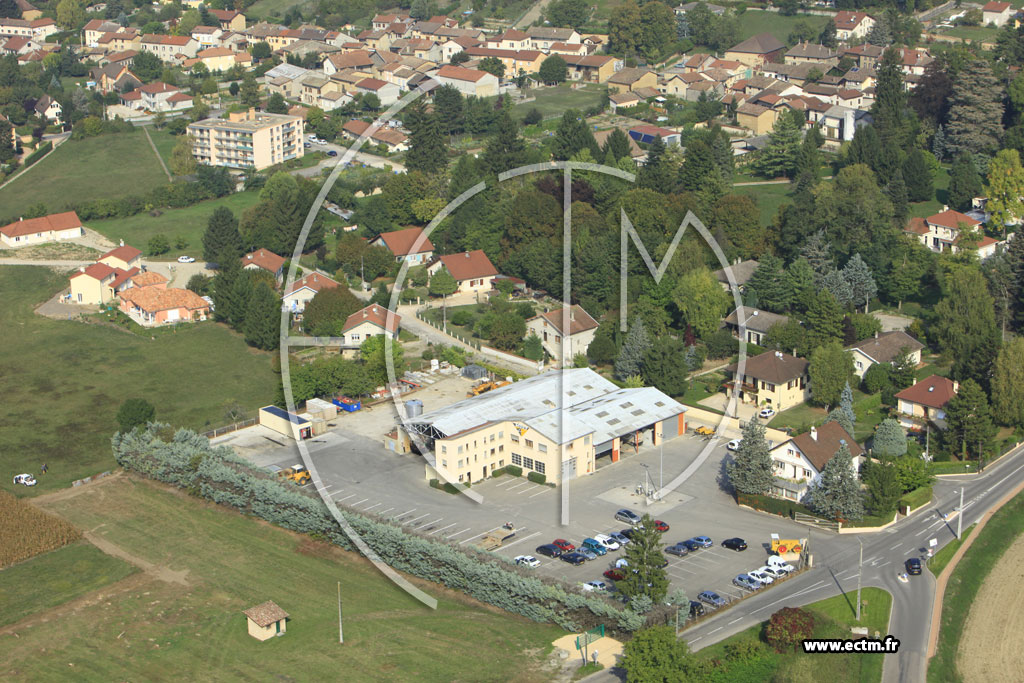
(553, 539), (576, 552)
(653, 520), (670, 533)
(603, 569), (625, 581)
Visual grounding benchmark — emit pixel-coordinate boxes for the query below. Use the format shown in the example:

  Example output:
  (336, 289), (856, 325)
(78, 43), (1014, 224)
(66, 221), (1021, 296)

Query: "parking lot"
(220, 399), (814, 612)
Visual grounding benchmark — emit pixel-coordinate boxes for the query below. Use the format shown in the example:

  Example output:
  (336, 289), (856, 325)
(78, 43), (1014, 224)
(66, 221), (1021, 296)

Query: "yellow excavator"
(278, 464), (311, 486)
(467, 380), (510, 397)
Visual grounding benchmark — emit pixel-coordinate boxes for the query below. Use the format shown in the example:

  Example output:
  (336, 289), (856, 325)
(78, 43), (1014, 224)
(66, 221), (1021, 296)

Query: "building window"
(512, 453), (522, 466)
(498, 459), (504, 467)
(458, 474), (464, 482)
(498, 445), (504, 452)
(489, 434), (495, 442)
(525, 439), (533, 448)
(511, 433), (519, 443)
(538, 443), (548, 453)
(490, 448), (495, 455)
(803, 469), (811, 478)
(442, 460), (447, 468)
(523, 457), (534, 470)
(584, 435), (590, 444)
(567, 442), (573, 451)
(441, 446), (447, 455)
(458, 459), (463, 468)
(535, 461), (545, 474)
(457, 445), (463, 454)
(498, 431), (503, 438)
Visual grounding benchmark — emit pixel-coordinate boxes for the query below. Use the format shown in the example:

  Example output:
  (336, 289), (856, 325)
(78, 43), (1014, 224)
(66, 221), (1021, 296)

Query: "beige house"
(428, 250), (498, 297)
(894, 375), (958, 431)
(282, 272), (340, 314)
(188, 109), (304, 170)
(431, 64), (498, 97)
(98, 243), (143, 271)
(903, 208), (981, 254)
(0, 211), (84, 248)
(406, 368), (686, 485)
(769, 422), (865, 502)
(340, 304), (400, 354)
(210, 9), (246, 31)
(833, 11), (875, 41)
(724, 33), (785, 68)
(723, 307), (789, 346)
(606, 67), (657, 93)
(525, 305), (598, 362)
(70, 263), (128, 304)
(370, 226), (434, 264)
(736, 102), (777, 135)
(243, 601), (288, 641)
(119, 286), (210, 325)
(983, 1), (1013, 26)
(562, 54), (617, 83)
(725, 351), (810, 410)
(242, 248), (286, 283)
(847, 331), (923, 378)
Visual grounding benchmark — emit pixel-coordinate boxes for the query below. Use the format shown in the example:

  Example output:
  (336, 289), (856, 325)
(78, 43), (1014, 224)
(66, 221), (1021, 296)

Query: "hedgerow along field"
(2, 476), (565, 681)
(0, 490), (81, 568)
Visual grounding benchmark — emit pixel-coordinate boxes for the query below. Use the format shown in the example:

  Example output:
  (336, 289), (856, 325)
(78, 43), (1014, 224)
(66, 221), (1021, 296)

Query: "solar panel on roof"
(596, 410), (608, 417)
(632, 409), (644, 416)
(655, 401), (665, 407)
(620, 402), (633, 408)
(607, 418), (620, 425)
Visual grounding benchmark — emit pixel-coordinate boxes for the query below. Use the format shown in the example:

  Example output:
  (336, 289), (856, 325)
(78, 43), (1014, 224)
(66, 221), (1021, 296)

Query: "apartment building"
(188, 109), (304, 170)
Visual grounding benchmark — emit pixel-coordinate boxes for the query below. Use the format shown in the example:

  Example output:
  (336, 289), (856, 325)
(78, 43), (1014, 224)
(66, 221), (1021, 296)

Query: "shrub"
(899, 485), (933, 512)
(704, 329), (736, 359)
(527, 471), (546, 484)
(116, 398), (155, 432)
(736, 492), (814, 519)
(22, 140), (52, 168)
(764, 607), (815, 652)
(450, 309), (475, 326)
(505, 464), (523, 477)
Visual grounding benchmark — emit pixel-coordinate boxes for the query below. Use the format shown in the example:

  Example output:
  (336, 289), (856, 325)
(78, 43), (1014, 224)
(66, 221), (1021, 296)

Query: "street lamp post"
(856, 537), (863, 622)
(957, 488), (964, 540)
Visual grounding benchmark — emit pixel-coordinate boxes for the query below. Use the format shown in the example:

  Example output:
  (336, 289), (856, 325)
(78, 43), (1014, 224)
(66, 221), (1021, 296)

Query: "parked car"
(698, 591), (726, 608)
(582, 538), (608, 556)
(759, 565), (786, 580)
(552, 539), (575, 552)
(609, 531), (631, 546)
(615, 509), (642, 525)
(304, 142), (311, 148)
(689, 601), (706, 618)
(514, 555), (540, 568)
(759, 407), (776, 419)
(603, 568), (626, 581)
(593, 533), (621, 551)
(581, 580), (608, 592)
(327, 150), (338, 156)
(682, 539), (702, 552)
(560, 551), (587, 566)
(722, 537), (748, 551)
(613, 557), (630, 569)
(767, 558), (796, 574)
(12, 473), (36, 486)
(651, 520), (670, 533)
(906, 557), (922, 575)
(577, 547), (598, 561)
(177, 255), (195, 263)
(733, 574), (762, 591)
(620, 528), (638, 541)
(307, 134), (317, 141)
(749, 568), (774, 584)
(536, 544), (562, 558)
(692, 536), (713, 548)
(665, 543), (689, 557)
(727, 439), (741, 451)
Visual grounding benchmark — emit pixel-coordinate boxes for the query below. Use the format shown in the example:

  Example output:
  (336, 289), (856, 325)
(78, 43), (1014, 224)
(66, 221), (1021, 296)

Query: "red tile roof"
(436, 64), (489, 82)
(100, 244), (142, 263)
(531, 305), (598, 336)
(927, 209), (980, 230)
(834, 10), (871, 30)
(70, 262), (115, 281)
(356, 77), (388, 90)
(109, 266), (141, 290)
(242, 248), (286, 274)
(0, 211), (82, 238)
(373, 227), (434, 256)
(895, 375), (958, 409)
(438, 250), (497, 281)
(119, 286), (209, 313)
(983, 1), (1011, 12)
(787, 421), (864, 473)
(904, 217), (928, 235)
(130, 271), (168, 287)
(242, 601), (289, 628)
(284, 272), (340, 296)
(342, 304), (401, 334)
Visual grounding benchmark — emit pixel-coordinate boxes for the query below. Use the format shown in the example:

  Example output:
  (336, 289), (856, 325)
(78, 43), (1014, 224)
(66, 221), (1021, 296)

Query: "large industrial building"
(401, 369), (686, 485)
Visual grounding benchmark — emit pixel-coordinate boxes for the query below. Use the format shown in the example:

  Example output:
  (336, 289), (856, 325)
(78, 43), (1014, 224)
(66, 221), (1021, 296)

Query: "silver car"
(609, 531), (631, 545)
(733, 574), (762, 591)
(665, 543), (689, 557)
(615, 509), (642, 525)
(577, 547), (598, 561)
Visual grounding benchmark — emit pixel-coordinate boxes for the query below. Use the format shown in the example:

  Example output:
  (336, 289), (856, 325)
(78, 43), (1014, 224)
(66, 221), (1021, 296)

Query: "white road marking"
(460, 525), (504, 545)
(689, 636), (703, 644)
(708, 627), (722, 635)
(363, 502), (382, 511)
(430, 522), (457, 535)
(729, 618), (742, 625)
(890, 543), (902, 550)
(351, 498), (369, 507)
(915, 528), (930, 537)
(507, 481), (531, 491)
(496, 531), (542, 550)
(446, 527), (472, 539)
(517, 485), (541, 495)
(417, 517), (444, 530)
(379, 507), (394, 515)
(876, 561), (891, 568)
(529, 488), (549, 498)
(392, 508), (415, 519)
(406, 513), (431, 525)
(335, 494), (356, 502)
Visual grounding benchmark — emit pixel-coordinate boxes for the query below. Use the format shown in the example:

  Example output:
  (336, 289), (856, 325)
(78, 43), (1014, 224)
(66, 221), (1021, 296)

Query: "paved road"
(291, 140), (405, 179)
(515, 0), (554, 28)
(679, 445), (1024, 683)
(0, 258), (94, 267)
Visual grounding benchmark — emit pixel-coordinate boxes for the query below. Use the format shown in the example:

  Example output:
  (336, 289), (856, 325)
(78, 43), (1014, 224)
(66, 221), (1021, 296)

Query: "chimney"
(79, 266), (85, 273)
(119, 239), (124, 247)
(942, 205), (948, 212)
(928, 385), (934, 392)
(465, 251), (470, 258)
(810, 426), (817, 441)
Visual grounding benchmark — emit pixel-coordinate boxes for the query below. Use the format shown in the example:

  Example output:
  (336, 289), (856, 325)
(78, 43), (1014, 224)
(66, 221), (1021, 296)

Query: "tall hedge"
(112, 425), (645, 634)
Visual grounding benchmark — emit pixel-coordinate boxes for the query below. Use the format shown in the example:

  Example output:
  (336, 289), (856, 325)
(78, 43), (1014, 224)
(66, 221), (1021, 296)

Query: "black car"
(560, 551), (587, 566)
(327, 150), (338, 156)
(536, 543), (562, 558)
(722, 538), (748, 551)
(682, 539), (701, 552)
(689, 601), (706, 618)
(906, 557), (922, 575)
(620, 528), (638, 540)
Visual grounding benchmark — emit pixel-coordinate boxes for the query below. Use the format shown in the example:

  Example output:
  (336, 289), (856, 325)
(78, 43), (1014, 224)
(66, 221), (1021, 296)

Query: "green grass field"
(928, 524), (975, 577)
(0, 267), (278, 495)
(246, 0), (316, 19)
(145, 126), (179, 169)
(87, 191), (263, 260)
(695, 587), (891, 682)
(768, 389), (885, 442)
(929, 490), (1024, 682)
(512, 83), (608, 121)
(0, 131), (169, 218)
(735, 182), (793, 227)
(735, 10), (830, 44)
(1, 476), (564, 681)
(0, 542), (136, 627)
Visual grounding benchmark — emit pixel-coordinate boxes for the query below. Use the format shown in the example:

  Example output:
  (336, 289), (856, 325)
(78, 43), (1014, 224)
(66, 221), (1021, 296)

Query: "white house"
(833, 11), (875, 41)
(525, 304), (598, 362)
(369, 226), (434, 264)
(847, 331), (923, 378)
(983, 1), (1013, 26)
(340, 304), (400, 355)
(768, 422), (865, 502)
(431, 64), (498, 97)
(894, 375), (958, 432)
(0, 211), (83, 247)
(427, 250), (498, 297)
(282, 272), (340, 314)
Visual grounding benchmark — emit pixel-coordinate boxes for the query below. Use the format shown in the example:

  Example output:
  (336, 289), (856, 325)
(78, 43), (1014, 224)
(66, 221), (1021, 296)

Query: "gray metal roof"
(409, 368), (685, 445)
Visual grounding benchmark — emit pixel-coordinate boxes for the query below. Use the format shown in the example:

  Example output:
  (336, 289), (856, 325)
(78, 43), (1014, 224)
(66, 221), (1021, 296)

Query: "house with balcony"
(282, 272), (340, 315)
(895, 375), (958, 432)
(847, 330), (923, 378)
(903, 208), (981, 254)
(723, 307), (789, 346)
(769, 422), (865, 502)
(725, 350), (810, 411)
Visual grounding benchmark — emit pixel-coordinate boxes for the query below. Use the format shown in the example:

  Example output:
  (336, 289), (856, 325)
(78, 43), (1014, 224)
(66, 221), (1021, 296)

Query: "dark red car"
(653, 520), (670, 533)
(553, 538), (576, 552)
(603, 569), (626, 581)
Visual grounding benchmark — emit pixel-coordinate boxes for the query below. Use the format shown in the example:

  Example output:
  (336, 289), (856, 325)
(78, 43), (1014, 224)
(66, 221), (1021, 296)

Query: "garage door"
(594, 440), (613, 455)
(166, 308), (180, 322)
(561, 456), (577, 482)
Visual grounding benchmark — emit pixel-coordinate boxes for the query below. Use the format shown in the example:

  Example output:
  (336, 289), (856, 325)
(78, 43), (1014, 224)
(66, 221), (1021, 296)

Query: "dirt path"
(956, 532), (1024, 682)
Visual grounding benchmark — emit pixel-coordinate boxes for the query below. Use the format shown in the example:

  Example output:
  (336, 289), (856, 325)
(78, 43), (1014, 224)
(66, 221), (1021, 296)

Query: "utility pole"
(659, 440), (663, 495)
(856, 537), (863, 622)
(957, 488), (964, 540)
(337, 582), (344, 643)
(360, 254), (365, 291)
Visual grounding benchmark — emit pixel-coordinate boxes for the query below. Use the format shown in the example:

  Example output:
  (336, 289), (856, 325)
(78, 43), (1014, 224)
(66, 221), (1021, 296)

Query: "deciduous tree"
(933, 267), (999, 385)
(116, 398), (155, 432)
(672, 267), (730, 339)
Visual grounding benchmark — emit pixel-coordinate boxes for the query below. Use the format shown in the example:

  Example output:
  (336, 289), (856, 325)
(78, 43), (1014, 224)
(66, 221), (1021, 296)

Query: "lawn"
(512, 83), (608, 121)
(245, 0), (317, 20)
(768, 389), (886, 442)
(0, 267), (278, 495)
(695, 587), (892, 682)
(87, 191), (263, 260)
(0, 130), (169, 219)
(929, 489), (1024, 682)
(0, 542), (136, 627)
(936, 25), (1000, 43)
(145, 125), (180, 168)
(3, 476), (564, 681)
(735, 10), (830, 44)
(735, 182), (792, 226)
(928, 524), (975, 577)
(908, 164), (951, 219)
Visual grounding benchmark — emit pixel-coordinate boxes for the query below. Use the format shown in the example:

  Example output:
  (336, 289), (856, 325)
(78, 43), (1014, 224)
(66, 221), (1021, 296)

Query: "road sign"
(929, 538), (938, 548)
